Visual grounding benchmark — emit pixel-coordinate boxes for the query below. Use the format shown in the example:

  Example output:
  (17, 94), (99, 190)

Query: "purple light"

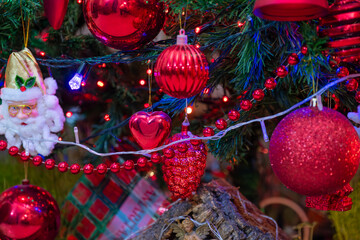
(69, 73), (82, 90)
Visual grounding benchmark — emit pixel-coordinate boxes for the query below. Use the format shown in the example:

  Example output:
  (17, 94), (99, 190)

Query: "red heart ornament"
(129, 111), (171, 149)
(43, 0), (69, 30)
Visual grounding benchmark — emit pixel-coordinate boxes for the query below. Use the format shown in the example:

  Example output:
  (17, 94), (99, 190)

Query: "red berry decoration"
(151, 152), (162, 164)
(264, 77), (277, 90)
(137, 157), (147, 168)
(0, 140), (7, 151)
(110, 162), (121, 173)
(228, 110), (240, 121)
(32, 155), (43, 166)
(163, 148), (175, 158)
(337, 67), (349, 78)
(203, 127), (215, 137)
(346, 79), (359, 92)
(124, 160), (135, 171)
(287, 53), (299, 65)
(252, 89), (265, 101)
(276, 65), (288, 78)
(355, 91), (360, 103)
(240, 99), (253, 111)
(83, 164), (94, 175)
(301, 45), (308, 55)
(58, 161), (69, 173)
(215, 119), (227, 130)
(8, 146), (19, 156)
(96, 163), (108, 174)
(45, 159), (55, 170)
(20, 151), (30, 161)
(70, 164), (81, 174)
(163, 124), (207, 199)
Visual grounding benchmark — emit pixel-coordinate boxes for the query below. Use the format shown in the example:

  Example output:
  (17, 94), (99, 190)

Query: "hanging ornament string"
(20, 0), (30, 48)
(183, 0), (190, 29)
(148, 60), (153, 108)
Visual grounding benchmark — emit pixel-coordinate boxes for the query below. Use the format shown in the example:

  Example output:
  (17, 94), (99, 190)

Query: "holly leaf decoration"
(25, 77), (36, 88)
(15, 75), (25, 88)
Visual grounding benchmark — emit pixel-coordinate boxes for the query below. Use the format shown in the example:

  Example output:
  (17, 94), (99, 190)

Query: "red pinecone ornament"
(162, 124), (207, 200)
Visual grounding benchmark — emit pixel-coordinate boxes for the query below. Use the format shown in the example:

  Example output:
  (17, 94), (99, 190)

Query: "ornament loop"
(177, 29), (188, 45)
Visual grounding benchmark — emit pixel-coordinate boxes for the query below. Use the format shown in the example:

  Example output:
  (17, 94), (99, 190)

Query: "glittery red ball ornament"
(154, 30), (209, 99)
(58, 161), (69, 173)
(269, 107), (360, 211)
(301, 45), (308, 55)
(83, 0), (165, 50)
(203, 127), (215, 137)
(124, 160), (135, 170)
(264, 77), (277, 90)
(137, 157), (147, 168)
(110, 162), (121, 173)
(162, 124), (207, 199)
(163, 148), (175, 158)
(287, 53), (300, 65)
(215, 119), (227, 130)
(228, 110), (240, 121)
(20, 151), (30, 161)
(151, 152), (162, 164)
(70, 164), (81, 174)
(32, 155), (43, 166)
(346, 78), (359, 91)
(8, 146), (19, 156)
(240, 99), (253, 111)
(337, 67), (350, 78)
(0, 181), (60, 240)
(0, 140), (7, 151)
(276, 65), (288, 78)
(83, 164), (94, 174)
(252, 89), (265, 101)
(45, 159), (55, 170)
(96, 163), (108, 174)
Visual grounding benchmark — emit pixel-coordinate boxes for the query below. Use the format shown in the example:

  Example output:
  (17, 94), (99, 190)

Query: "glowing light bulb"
(58, 137), (62, 141)
(144, 103), (150, 108)
(203, 88), (210, 94)
(195, 27), (201, 34)
(97, 81), (105, 87)
(39, 51), (46, 57)
(186, 106), (193, 114)
(139, 79), (146, 86)
(69, 73), (82, 90)
(66, 112), (73, 118)
(222, 96), (229, 102)
(104, 114), (110, 121)
(146, 69), (152, 75)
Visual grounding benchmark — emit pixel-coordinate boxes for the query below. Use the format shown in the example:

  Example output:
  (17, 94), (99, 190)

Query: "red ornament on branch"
(276, 65), (288, 78)
(240, 99), (253, 111)
(228, 110), (240, 121)
(346, 79), (359, 92)
(252, 89), (265, 101)
(287, 53), (300, 65)
(265, 78), (277, 90)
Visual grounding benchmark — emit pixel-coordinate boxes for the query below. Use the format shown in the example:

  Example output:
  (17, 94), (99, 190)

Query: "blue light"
(69, 73), (83, 90)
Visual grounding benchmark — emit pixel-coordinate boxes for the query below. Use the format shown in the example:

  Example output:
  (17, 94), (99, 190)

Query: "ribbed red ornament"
(154, 30), (209, 99)
(253, 0), (328, 21)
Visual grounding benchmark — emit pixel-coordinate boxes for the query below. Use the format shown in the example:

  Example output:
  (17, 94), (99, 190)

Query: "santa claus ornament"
(269, 106), (360, 211)
(0, 48), (65, 156)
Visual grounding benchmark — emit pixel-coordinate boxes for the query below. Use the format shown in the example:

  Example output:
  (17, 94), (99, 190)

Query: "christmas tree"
(0, 0), (359, 239)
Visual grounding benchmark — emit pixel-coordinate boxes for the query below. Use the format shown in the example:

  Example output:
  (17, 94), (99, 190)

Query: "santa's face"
(7, 99), (39, 126)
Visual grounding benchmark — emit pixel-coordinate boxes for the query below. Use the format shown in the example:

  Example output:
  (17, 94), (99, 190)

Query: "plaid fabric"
(61, 169), (169, 240)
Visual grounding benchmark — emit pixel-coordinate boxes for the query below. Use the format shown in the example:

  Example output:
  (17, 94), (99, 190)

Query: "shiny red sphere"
(96, 163), (108, 174)
(0, 183), (60, 239)
(265, 77), (277, 90)
(20, 151), (30, 161)
(346, 79), (359, 91)
(137, 157), (147, 168)
(163, 148), (175, 158)
(355, 91), (360, 103)
(337, 67), (350, 78)
(228, 110), (240, 121)
(252, 89), (265, 101)
(83, 164), (94, 175)
(301, 45), (308, 55)
(58, 162), (69, 172)
(0, 140), (7, 151)
(190, 139), (201, 146)
(45, 159), (55, 170)
(110, 162), (121, 173)
(215, 119), (227, 130)
(240, 99), (253, 111)
(83, 0), (165, 50)
(177, 143), (188, 153)
(203, 127), (215, 137)
(287, 53), (300, 65)
(8, 146), (19, 156)
(32, 155), (43, 166)
(150, 152), (162, 164)
(70, 164), (81, 174)
(154, 43), (209, 99)
(269, 107), (360, 196)
(276, 65), (289, 78)
(124, 160), (135, 170)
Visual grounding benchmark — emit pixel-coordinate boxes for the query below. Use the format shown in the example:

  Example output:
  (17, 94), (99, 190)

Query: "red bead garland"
(110, 162), (121, 173)
(45, 159), (56, 170)
(301, 45), (308, 55)
(355, 91), (360, 103)
(96, 163), (107, 174)
(124, 160), (135, 170)
(163, 148), (175, 158)
(58, 162), (69, 172)
(252, 89), (265, 101)
(203, 127), (215, 137)
(151, 152), (162, 164)
(337, 67), (349, 78)
(288, 53), (300, 65)
(70, 163), (81, 174)
(240, 99), (253, 111)
(137, 157), (147, 168)
(228, 110), (240, 121)
(32, 155), (43, 166)
(265, 78), (277, 90)
(83, 164), (94, 174)
(9, 146), (19, 156)
(215, 119), (227, 130)
(276, 66), (288, 78)
(346, 79), (358, 92)
(0, 140), (7, 151)
(20, 151), (30, 161)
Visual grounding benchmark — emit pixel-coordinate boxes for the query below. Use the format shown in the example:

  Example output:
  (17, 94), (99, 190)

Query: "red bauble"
(154, 31), (209, 98)
(228, 110), (240, 121)
(0, 182), (60, 239)
(96, 163), (108, 174)
(20, 151), (30, 161)
(162, 125), (207, 199)
(137, 157), (147, 168)
(110, 162), (121, 173)
(124, 160), (135, 170)
(346, 78), (359, 91)
(43, 0), (69, 30)
(32, 156), (43, 166)
(151, 152), (162, 164)
(264, 77), (277, 90)
(83, 0), (165, 50)
(129, 111), (171, 149)
(276, 65), (289, 78)
(70, 164), (81, 174)
(337, 66), (350, 78)
(301, 45), (308, 55)
(355, 91), (360, 103)
(252, 89), (265, 101)
(8, 146), (19, 156)
(215, 119), (227, 130)
(58, 162), (69, 173)
(240, 100), (253, 111)
(163, 148), (175, 158)
(83, 164), (94, 175)
(203, 127), (215, 137)
(0, 140), (7, 151)
(45, 159), (55, 170)
(269, 107), (360, 210)
(287, 53), (300, 65)
(253, 0), (328, 21)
